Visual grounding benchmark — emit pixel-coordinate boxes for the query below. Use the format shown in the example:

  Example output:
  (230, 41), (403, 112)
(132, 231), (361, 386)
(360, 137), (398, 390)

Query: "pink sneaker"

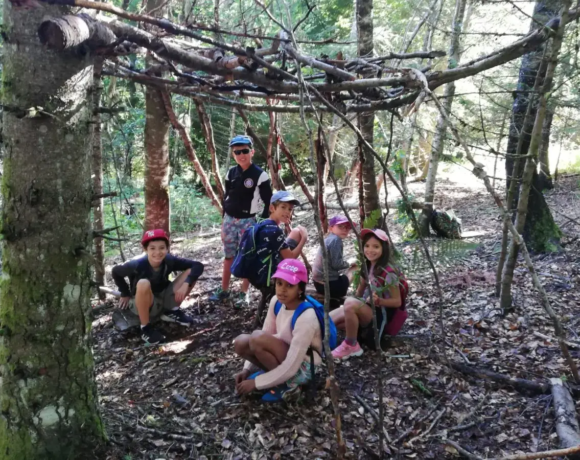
(332, 340), (364, 360)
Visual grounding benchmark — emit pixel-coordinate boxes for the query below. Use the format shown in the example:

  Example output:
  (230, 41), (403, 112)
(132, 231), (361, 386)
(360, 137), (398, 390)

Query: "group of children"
(111, 134), (408, 401)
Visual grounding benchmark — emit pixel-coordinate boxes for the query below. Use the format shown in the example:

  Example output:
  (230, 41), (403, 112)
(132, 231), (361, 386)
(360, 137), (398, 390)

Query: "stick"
(407, 408), (446, 445)
(353, 394), (393, 443)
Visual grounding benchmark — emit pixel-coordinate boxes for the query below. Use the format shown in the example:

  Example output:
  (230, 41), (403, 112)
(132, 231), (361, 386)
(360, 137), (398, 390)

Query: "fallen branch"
(353, 394), (393, 444)
(444, 439), (580, 460)
(408, 408), (446, 445)
(550, 378), (580, 454)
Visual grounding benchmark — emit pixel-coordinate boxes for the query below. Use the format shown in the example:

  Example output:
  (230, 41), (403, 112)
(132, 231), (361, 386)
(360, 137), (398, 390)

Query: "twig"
(394, 404), (440, 444)
(353, 394), (393, 443)
(445, 340), (472, 364)
(443, 439), (482, 459)
(407, 408), (446, 445)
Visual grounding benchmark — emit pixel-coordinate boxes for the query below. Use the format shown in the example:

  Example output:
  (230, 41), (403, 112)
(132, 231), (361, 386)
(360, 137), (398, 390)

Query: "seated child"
(312, 215), (357, 309)
(330, 228), (408, 360)
(233, 259), (323, 402)
(112, 229), (204, 344)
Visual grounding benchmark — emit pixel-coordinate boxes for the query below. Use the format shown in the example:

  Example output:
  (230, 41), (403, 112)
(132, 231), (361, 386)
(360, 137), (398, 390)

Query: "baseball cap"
(271, 190), (300, 206)
(360, 228), (389, 242)
(141, 229), (170, 246)
(329, 215), (351, 227)
(229, 135), (253, 147)
(272, 259), (308, 285)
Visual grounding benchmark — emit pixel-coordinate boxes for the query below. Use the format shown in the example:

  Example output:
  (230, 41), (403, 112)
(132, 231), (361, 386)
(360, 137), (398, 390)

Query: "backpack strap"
(274, 299), (283, 316)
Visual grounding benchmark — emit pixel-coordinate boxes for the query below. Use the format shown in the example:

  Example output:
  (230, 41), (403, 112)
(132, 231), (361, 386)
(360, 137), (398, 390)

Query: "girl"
(233, 259), (322, 402)
(330, 228), (407, 360)
(312, 215), (357, 310)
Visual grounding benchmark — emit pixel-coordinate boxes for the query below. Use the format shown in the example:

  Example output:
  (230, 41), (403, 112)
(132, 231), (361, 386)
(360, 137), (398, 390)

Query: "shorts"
(313, 275), (350, 310)
(129, 282), (177, 320)
(286, 360), (313, 388)
(221, 214), (256, 259)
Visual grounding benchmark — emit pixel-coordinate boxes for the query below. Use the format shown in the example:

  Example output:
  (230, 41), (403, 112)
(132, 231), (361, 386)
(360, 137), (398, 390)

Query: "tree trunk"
(500, 0), (569, 311)
(93, 58), (106, 300)
(420, 0), (468, 236)
(0, 6), (104, 458)
(504, 0), (562, 251)
(356, 0), (381, 217)
(195, 99), (225, 200)
(538, 106), (555, 191)
(144, 0), (171, 232)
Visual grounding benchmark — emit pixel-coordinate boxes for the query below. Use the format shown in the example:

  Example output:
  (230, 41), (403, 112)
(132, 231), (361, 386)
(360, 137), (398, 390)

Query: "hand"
(174, 283), (190, 304)
(372, 292), (382, 307)
(236, 378), (257, 395)
(119, 296), (130, 309)
(234, 369), (250, 385)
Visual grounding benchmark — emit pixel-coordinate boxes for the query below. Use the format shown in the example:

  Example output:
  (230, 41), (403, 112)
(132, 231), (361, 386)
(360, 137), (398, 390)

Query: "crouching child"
(233, 259), (335, 402)
(112, 229), (204, 344)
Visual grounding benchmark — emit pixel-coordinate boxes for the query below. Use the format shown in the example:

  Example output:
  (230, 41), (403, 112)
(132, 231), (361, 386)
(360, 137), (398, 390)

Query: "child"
(112, 229), (204, 344)
(233, 259), (322, 401)
(312, 215), (356, 309)
(330, 228), (407, 360)
(210, 135), (273, 308)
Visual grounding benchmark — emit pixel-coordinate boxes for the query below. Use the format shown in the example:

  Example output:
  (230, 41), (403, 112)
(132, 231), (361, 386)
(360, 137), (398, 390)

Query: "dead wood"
(38, 14), (116, 50)
(550, 378), (580, 457)
(445, 439), (580, 460)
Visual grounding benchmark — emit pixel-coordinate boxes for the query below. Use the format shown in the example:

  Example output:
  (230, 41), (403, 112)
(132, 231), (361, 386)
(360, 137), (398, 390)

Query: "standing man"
(209, 135), (273, 308)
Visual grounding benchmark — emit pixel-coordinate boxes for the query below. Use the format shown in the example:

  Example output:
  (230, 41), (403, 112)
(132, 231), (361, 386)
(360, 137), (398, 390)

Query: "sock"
(345, 337), (357, 346)
(141, 324), (149, 330)
(170, 307), (179, 311)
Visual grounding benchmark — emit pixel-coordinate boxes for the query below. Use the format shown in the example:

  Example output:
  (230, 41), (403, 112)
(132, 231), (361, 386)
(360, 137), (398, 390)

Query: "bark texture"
(144, 0), (171, 232)
(0, 6), (104, 458)
(420, 0), (468, 236)
(550, 378), (580, 456)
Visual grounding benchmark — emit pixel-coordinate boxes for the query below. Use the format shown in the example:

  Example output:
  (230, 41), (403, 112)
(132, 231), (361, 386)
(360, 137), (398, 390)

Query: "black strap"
(307, 346), (316, 401)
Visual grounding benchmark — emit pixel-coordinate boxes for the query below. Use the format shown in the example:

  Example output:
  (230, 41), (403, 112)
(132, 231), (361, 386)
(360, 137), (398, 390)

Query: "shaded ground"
(96, 174), (580, 460)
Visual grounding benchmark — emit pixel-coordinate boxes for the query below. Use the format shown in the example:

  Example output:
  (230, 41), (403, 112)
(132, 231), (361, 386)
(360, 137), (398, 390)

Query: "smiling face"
(231, 144), (254, 170)
(363, 235), (383, 264)
(330, 223), (351, 239)
(275, 278), (302, 306)
(145, 240), (168, 267)
(269, 201), (294, 224)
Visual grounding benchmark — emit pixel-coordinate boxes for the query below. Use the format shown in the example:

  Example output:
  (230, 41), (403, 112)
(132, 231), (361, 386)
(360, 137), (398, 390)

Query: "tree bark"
(538, 106), (555, 190)
(420, 0), (468, 236)
(144, 0), (171, 232)
(0, 5), (104, 458)
(266, 108), (285, 191)
(356, 0), (381, 217)
(92, 58), (106, 300)
(550, 378), (580, 456)
(504, 0), (562, 252)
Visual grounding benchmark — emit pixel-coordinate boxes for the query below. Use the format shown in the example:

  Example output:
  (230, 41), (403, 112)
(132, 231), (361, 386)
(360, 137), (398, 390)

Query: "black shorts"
(313, 275), (350, 310)
(357, 306), (389, 350)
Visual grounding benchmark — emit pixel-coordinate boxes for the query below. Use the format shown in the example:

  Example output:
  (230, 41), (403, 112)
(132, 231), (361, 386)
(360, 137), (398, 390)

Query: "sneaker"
(209, 287), (230, 303)
(234, 292), (249, 309)
(248, 370), (266, 380)
(261, 384), (301, 403)
(141, 324), (166, 344)
(161, 309), (194, 326)
(331, 340), (364, 360)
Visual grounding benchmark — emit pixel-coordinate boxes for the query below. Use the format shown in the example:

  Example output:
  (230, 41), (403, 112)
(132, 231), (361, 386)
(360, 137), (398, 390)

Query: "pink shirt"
(244, 296), (323, 390)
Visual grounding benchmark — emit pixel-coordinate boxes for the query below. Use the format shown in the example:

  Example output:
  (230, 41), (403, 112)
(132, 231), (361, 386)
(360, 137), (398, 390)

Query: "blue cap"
(271, 190), (300, 206)
(229, 135), (253, 147)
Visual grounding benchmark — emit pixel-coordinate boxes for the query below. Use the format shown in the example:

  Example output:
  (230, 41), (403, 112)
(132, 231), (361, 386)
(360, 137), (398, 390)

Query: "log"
(38, 14), (116, 50)
(550, 378), (580, 458)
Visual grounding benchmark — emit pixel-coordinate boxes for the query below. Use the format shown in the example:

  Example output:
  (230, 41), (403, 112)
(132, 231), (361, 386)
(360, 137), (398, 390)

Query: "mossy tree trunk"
(0, 5), (104, 459)
(144, 0), (171, 232)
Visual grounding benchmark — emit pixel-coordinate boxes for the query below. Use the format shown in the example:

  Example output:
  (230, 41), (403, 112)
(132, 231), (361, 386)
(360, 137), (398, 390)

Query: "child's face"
(145, 240), (168, 265)
(269, 201), (294, 224)
(232, 145), (254, 169)
(275, 278), (301, 304)
(363, 236), (383, 263)
(330, 223), (351, 239)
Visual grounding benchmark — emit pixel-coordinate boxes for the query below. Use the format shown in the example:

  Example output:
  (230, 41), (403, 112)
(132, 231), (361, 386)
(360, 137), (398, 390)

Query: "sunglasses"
(233, 148), (251, 155)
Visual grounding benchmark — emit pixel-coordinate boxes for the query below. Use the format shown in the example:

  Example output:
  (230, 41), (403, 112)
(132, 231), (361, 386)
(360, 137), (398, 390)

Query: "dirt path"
(96, 175), (580, 459)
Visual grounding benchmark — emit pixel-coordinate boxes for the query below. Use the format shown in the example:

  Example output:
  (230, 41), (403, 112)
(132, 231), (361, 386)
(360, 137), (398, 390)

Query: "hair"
(143, 238), (169, 250)
(362, 233), (392, 278)
(298, 281), (307, 301)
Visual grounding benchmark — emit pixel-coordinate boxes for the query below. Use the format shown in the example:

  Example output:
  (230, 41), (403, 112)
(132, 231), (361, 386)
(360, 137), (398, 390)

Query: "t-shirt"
(223, 164), (272, 219)
(312, 233), (349, 282)
(253, 219), (289, 287)
(363, 264), (403, 322)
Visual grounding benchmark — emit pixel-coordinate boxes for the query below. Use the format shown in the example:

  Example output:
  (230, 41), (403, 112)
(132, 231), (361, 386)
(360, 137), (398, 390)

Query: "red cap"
(360, 228), (389, 242)
(141, 229), (170, 246)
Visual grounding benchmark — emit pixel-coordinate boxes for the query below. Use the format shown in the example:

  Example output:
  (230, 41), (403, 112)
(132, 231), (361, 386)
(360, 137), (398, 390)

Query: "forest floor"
(96, 172), (580, 460)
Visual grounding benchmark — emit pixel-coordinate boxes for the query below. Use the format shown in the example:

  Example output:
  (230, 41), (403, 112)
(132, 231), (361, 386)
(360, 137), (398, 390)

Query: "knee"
(343, 299), (357, 315)
(288, 228), (302, 242)
(136, 279), (151, 292)
(234, 334), (251, 356)
(249, 330), (267, 351)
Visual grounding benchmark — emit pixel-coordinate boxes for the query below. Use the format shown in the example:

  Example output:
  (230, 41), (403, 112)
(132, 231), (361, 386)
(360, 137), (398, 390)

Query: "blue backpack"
(274, 295), (338, 352)
(231, 220), (280, 288)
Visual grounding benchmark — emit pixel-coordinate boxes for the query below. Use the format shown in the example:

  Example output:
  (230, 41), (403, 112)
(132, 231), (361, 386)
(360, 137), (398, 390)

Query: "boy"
(243, 190), (308, 291)
(112, 229), (204, 344)
(210, 135), (273, 308)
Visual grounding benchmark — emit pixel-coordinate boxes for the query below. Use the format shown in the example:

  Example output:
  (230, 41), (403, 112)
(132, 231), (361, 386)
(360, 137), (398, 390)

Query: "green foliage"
(170, 177), (222, 232)
(395, 197), (420, 241)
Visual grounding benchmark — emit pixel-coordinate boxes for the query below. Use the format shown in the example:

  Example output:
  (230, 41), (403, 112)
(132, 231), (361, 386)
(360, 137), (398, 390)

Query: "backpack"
(431, 210), (462, 239)
(231, 220), (280, 288)
(382, 266), (409, 336)
(274, 295), (338, 397)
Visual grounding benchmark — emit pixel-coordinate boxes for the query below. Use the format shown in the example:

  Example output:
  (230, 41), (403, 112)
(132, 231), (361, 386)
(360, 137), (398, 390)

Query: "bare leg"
(234, 333), (263, 370)
(135, 279), (154, 326)
(241, 278), (250, 294)
(330, 306), (346, 330)
(222, 257), (233, 291)
(343, 297), (374, 341)
(249, 331), (290, 371)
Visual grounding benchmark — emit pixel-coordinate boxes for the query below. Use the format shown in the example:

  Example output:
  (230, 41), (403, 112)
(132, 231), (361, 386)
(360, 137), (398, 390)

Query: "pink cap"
(360, 228), (389, 242)
(271, 259), (308, 285)
(329, 215), (351, 227)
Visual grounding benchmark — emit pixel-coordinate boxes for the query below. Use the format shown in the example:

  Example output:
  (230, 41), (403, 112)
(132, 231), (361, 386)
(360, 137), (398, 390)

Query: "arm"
(279, 226), (308, 259)
(111, 259), (139, 297)
(254, 310), (318, 390)
(355, 277), (367, 298)
(328, 237), (349, 271)
(167, 255), (204, 285)
(222, 168), (232, 214)
(373, 284), (401, 308)
(257, 172), (273, 219)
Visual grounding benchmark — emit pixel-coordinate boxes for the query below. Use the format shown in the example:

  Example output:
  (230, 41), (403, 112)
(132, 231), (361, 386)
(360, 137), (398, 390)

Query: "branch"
(38, 14), (116, 50)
